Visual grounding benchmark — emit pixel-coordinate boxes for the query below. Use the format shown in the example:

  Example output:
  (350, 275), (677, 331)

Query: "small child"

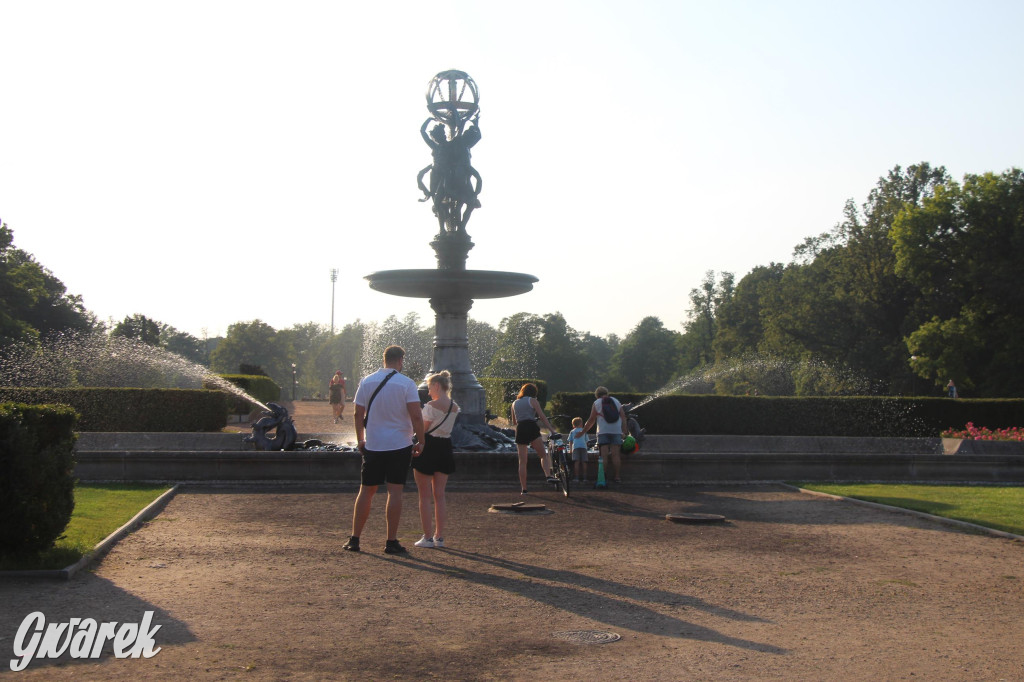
(568, 417), (589, 483)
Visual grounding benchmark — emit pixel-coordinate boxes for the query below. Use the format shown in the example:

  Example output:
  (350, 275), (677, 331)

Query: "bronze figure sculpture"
(417, 70), (482, 235)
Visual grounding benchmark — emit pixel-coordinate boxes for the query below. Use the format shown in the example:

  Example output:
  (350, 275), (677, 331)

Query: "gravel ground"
(2, 400), (1022, 680)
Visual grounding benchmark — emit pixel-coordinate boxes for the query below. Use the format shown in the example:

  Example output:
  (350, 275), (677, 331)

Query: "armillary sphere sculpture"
(416, 70), (482, 238)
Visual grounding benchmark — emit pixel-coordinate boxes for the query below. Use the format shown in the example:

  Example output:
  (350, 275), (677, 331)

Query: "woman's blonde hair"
(427, 370), (452, 394)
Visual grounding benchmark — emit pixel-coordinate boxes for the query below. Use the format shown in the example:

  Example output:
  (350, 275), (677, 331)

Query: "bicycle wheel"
(557, 452), (571, 497)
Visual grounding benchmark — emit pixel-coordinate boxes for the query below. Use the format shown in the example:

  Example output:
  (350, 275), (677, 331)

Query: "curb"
(785, 484), (1024, 542)
(0, 484), (181, 581)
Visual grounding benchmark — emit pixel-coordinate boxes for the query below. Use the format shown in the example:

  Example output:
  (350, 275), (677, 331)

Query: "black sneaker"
(342, 536), (360, 552)
(384, 540), (407, 555)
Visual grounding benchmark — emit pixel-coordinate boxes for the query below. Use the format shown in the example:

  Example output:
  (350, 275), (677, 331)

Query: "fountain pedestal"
(363, 70), (537, 439)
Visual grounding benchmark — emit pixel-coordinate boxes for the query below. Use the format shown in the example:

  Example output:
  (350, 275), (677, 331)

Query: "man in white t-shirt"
(577, 386), (629, 483)
(343, 345), (425, 554)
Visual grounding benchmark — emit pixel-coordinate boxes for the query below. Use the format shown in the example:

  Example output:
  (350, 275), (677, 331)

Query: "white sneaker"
(433, 537), (445, 548)
(414, 535), (434, 548)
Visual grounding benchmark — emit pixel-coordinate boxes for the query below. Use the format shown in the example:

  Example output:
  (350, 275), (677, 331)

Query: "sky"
(2, 0), (1022, 342)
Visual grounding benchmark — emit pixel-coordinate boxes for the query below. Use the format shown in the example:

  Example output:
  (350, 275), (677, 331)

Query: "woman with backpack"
(576, 386), (629, 484)
(510, 382), (559, 495)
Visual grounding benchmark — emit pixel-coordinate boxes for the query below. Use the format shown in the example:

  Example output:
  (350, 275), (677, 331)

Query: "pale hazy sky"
(2, 1), (1021, 341)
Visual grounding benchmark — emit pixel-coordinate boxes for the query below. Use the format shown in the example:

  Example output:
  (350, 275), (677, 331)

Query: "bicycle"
(546, 432), (571, 497)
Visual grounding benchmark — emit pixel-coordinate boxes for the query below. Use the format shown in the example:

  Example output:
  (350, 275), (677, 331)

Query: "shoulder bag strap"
(362, 370), (398, 428)
(425, 400), (455, 436)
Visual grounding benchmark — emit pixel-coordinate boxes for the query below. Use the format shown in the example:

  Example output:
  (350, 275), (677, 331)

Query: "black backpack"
(600, 396), (620, 423)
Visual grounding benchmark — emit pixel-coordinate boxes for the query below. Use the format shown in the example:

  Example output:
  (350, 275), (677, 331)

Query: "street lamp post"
(291, 363), (297, 401)
(330, 268), (339, 334)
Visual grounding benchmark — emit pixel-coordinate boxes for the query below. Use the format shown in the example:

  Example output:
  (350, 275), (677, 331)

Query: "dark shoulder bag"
(362, 370), (398, 428)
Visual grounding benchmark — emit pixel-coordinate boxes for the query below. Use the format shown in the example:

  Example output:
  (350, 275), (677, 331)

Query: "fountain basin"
(366, 269), (538, 300)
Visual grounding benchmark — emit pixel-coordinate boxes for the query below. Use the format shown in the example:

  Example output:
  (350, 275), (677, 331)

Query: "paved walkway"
(1, 482), (1022, 680)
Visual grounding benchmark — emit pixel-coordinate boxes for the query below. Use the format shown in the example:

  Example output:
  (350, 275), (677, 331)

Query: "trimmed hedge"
(479, 378), (548, 419)
(0, 388), (229, 432)
(549, 393), (1024, 437)
(0, 403), (78, 554)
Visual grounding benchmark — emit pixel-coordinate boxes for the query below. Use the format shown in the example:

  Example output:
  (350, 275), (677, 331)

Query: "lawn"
(795, 482), (1024, 536)
(0, 483), (171, 571)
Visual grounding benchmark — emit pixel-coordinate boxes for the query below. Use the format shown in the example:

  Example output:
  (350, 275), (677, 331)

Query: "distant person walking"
(412, 370), (459, 549)
(344, 346), (424, 555)
(329, 371), (347, 423)
(509, 383), (558, 495)
(577, 386), (629, 484)
(947, 380), (958, 399)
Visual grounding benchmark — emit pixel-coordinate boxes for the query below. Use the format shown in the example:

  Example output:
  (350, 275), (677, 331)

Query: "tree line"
(2, 162), (1022, 398)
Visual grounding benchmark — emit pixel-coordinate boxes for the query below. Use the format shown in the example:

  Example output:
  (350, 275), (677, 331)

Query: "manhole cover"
(666, 512), (726, 524)
(553, 630), (621, 644)
(489, 502), (551, 515)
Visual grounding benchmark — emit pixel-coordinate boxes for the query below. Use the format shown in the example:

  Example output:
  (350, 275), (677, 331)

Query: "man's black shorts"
(361, 446), (413, 486)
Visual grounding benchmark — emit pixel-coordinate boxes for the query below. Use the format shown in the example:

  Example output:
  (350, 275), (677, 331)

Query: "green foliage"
(210, 320), (298, 393)
(360, 314), (434, 382)
(0, 221), (95, 347)
(0, 403), (78, 555)
(893, 168), (1024, 396)
(0, 483), (170, 571)
(110, 314), (161, 346)
(303, 322), (363, 398)
(486, 312), (541, 379)
(610, 317), (683, 392)
(549, 393), (1024, 437)
(550, 391), (646, 425)
(0, 388), (228, 431)
(480, 378), (548, 418)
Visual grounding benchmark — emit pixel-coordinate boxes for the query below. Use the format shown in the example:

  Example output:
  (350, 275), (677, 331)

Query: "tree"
(111, 314), (161, 346)
(682, 270), (733, 370)
(893, 168), (1024, 395)
(485, 312), (542, 379)
(712, 263), (784, 359)
(536, 312), (589, 395)
(159, 324), (207, 365)
(304, 321), (364, 397)
(360, 313), (433, 382)
(467, 317), (499, 376)
(0, 221), (95, 347)
(210, 320), (296, 391)
(609, 316), (683, 392)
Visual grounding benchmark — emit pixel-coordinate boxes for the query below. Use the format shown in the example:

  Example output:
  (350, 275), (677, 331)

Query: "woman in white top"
(412, 371), (460, 548)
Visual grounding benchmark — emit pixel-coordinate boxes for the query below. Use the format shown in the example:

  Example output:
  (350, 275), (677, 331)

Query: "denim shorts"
(597, 433), (623, 446)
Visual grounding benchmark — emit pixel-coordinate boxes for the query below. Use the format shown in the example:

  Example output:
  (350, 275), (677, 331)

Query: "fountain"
(0, 330), (269, 412)
(365, 70), (537, 448)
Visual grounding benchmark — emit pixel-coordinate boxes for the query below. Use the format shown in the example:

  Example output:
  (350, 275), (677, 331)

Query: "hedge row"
(0, 388), (229, 432)
(549, 393), (1024, 437)
(0, 403), (78, 554)
(479, 378), (548, 420)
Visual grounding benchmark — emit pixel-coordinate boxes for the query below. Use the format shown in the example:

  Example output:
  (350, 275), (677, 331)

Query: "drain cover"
(553, 630), (621, 644)
(666, 512), (726, 524)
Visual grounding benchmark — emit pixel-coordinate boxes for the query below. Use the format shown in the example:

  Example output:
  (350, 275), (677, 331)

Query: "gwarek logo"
(10, 611), (161, 671)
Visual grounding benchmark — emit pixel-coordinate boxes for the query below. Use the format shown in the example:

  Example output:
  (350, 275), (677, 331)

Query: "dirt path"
(1, 480), (1022, 680)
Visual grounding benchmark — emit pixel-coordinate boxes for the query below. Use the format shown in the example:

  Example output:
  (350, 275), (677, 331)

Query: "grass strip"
(0, 483), (171, 571)
(794, 483), (1024, 536)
